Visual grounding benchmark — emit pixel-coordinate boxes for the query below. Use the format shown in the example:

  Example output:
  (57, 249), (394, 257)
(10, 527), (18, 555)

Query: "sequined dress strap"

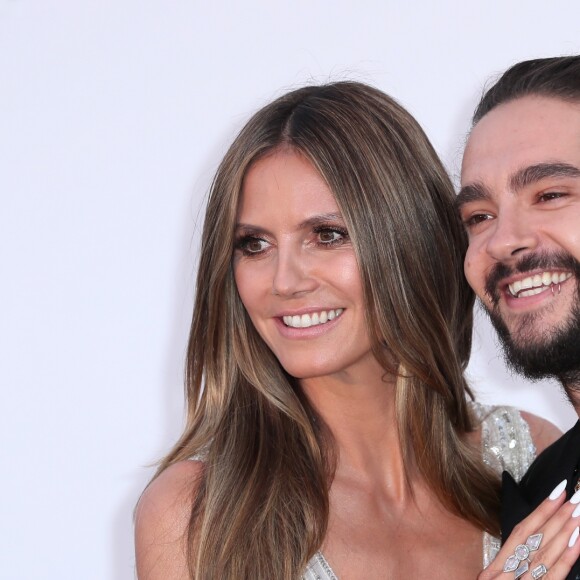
(303, 552), (339, 580)
(475, 403), (536, 568)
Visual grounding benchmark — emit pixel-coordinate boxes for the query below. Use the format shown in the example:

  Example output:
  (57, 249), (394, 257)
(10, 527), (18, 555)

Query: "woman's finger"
(498, 479), (568, 560)
(478, 479), (575, 579)
(479, 521), (580, 579)
(518, 520), (580, 579)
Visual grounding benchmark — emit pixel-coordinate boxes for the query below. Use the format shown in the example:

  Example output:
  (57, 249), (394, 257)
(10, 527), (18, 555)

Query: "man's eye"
(538, 191), (565, 203)
(463, 213), (493, 228)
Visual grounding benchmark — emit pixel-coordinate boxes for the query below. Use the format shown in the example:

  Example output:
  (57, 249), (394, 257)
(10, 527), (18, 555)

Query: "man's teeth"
(508, 272), (572, 298)
(282, 309), (344, 328)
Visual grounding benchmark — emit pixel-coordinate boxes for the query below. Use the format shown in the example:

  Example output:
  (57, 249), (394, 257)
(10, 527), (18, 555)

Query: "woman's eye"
(315, 227), (348, 245)
(319, 230), (341, 242)
(237, 236), (269, 255)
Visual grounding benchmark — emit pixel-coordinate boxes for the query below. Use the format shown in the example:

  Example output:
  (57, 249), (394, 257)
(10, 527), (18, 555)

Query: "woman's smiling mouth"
(282, 308), (344, 328)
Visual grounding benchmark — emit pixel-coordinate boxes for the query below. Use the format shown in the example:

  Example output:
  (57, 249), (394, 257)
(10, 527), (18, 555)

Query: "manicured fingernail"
(571, 489), (580, 504)
(569, 526), (580, 548)
(573, 505), (580, 518)
(549, 479), (568, 500)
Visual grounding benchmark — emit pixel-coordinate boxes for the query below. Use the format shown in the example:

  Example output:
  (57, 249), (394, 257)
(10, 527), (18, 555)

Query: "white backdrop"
(1, 1), (579, 578)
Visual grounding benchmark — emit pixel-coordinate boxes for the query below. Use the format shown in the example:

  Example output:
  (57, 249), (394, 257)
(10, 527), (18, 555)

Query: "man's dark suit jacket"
(502, 421), (580, 580)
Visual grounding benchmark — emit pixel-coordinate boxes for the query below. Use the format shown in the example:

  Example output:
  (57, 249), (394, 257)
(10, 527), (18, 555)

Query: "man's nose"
(271, 248), (318, 297)
(485, 208), (539, 263)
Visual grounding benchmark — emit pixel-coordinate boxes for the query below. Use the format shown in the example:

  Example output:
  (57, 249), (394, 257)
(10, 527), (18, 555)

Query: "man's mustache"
(484, 252), (580, 306)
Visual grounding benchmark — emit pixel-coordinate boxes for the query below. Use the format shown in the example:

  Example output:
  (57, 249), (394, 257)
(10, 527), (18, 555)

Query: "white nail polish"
(569, 526), (580, 548)
(573, 505), (580, 518)
(549, 479), (568, 500)
(572, 489), (580, 504)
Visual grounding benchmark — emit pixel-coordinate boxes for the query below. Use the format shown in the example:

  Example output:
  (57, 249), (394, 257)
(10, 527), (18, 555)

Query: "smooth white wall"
(1, 1), (579, 578)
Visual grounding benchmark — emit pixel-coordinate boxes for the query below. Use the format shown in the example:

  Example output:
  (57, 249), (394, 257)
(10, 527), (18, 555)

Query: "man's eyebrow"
(455, 183), (491, 212)
(509, 162), (580, 191)
(455, 163), (580, 212)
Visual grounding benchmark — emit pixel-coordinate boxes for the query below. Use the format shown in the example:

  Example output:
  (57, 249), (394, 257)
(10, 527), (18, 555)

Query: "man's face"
(458, 96), (580, 382)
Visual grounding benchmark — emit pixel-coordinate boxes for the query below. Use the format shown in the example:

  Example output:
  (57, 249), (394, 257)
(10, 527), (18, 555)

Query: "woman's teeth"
(508, 271), (572, 298)
(282, 309), (344, 328)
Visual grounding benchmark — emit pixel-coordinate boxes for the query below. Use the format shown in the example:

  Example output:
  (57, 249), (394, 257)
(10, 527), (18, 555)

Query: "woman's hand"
(479, 479), (580, 579)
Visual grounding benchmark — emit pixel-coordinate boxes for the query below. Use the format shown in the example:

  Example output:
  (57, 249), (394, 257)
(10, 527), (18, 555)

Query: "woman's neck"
(300, 365), (411, 501)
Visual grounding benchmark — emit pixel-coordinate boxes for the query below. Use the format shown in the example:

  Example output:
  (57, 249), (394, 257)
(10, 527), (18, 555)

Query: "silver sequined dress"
(302, 403), (536, 579)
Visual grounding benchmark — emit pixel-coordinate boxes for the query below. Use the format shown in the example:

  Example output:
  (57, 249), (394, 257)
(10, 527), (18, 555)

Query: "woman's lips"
(281, 308), (344, 328)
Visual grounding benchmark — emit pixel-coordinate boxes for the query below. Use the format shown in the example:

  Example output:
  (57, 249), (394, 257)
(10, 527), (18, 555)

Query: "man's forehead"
(461, 96), (580, 188)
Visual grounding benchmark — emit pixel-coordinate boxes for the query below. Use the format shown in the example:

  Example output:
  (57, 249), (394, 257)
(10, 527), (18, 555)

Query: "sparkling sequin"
(457, 404), (535, 570)
(303, 552), (339, 580)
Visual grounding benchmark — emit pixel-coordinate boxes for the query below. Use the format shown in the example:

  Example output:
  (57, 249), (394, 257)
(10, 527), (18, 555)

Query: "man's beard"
(482, 252), (580, 389)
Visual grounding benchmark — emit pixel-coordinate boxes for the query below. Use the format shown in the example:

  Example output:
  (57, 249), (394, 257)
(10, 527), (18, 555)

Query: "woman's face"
(233, 149), (375, 381)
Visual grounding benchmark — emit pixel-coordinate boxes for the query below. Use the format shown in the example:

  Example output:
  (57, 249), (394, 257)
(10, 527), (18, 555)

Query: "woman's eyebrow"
(234, 223), (270, 236)
(236, 213), (344, 234)
(235, 213), (344, 233)
(297, 213), (344, 229)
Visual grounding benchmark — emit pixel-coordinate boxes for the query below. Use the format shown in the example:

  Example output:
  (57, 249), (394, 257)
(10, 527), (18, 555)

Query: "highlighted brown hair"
(156, 81), (499, 578)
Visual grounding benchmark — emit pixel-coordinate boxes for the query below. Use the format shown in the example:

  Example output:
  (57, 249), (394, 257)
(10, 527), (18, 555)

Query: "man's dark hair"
(473, 55), (580, 124)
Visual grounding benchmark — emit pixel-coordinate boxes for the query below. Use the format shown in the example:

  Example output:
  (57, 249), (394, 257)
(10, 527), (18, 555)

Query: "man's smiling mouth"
(282, 309), (344, 328)
(507, 271), (572, 298)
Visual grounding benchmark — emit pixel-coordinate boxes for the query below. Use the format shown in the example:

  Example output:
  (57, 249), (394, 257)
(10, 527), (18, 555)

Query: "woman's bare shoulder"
(519, 410), (563, 455)
(135, 460), (203, 580)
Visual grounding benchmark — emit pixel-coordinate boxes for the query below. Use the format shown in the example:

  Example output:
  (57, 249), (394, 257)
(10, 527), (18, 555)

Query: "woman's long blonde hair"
(155, 81), (500, 578)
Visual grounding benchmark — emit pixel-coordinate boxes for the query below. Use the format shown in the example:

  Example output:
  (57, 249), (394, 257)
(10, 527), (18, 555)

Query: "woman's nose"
(271, 248), (318, 297)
